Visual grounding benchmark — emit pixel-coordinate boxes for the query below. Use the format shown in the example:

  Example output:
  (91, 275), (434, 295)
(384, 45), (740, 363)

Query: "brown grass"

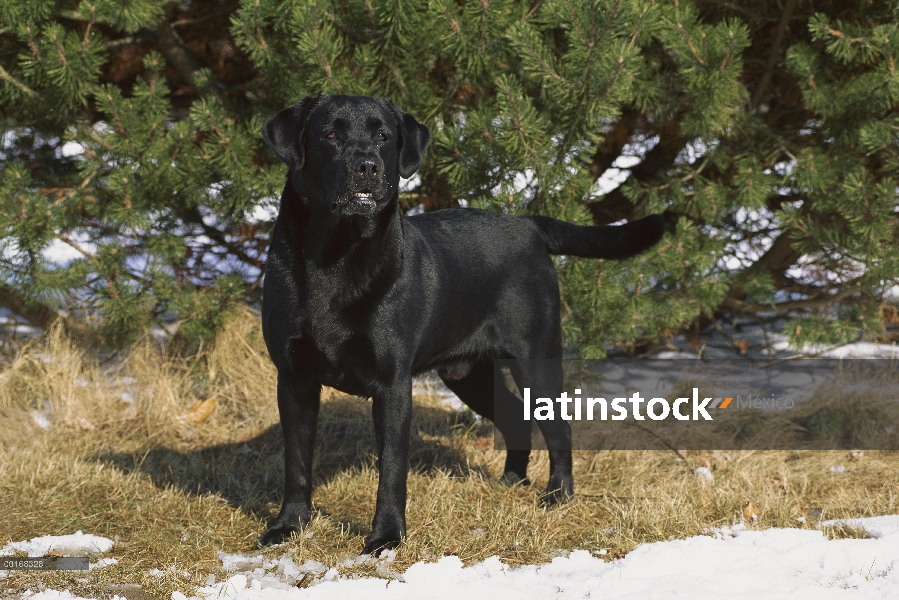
(1, 309), (898, 598)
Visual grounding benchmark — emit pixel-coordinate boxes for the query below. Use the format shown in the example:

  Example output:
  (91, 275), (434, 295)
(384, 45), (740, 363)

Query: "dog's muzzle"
(352, 190), (376, 208)
(331, 187), (381, 215)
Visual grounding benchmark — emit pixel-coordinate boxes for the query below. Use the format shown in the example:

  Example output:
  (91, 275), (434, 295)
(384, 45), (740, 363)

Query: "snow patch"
(695, 466), (714, 482)
(89, 558), (118, 570)
(60, 141), (85, 157)
(1, 531), (114, 557)
(820, 515), (899, 539)
(20, 591), (124, 600)
(16, 518), (899, 599)
(166, 515), (899, 599)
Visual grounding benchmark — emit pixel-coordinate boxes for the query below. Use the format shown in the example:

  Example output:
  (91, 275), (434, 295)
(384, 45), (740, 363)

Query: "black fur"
(258, 95), (664, 554)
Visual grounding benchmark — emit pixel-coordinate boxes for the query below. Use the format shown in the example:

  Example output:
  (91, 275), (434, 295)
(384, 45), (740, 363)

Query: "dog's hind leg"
(509, 359), (573, 504)
(440, 360), (532, 485)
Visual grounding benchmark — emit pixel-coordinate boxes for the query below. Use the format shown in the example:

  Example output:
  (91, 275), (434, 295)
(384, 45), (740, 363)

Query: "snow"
(822, 515), (899, 539)
(814, 342), (899, 359)
(694, 466), (714, 482)
(249, 202), (279, 224)
(41, 239), (84, 265)
(89, 558), (118, 570)
(60, 141), (85, 157)
(412, 373), (467, 411)
(20, 592), (124, 600)
(647, 318), (898, 361)
(1, 531), (113, 557)
(9, 517), (899, 599)
(30, 407), (51, 430)
(887, 284), (899, 301)
(201, 517), (899, 598)
(168, 516), (899, 599)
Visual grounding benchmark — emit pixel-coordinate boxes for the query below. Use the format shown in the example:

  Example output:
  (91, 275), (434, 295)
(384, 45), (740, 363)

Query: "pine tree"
(1, 0), (897, 353)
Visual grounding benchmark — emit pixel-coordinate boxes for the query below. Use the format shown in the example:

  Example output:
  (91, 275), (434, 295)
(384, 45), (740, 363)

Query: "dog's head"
(263, 95), (430, 217)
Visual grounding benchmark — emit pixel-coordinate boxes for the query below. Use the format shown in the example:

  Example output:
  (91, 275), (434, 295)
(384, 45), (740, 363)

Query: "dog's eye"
(377, 132), (388, 142)
(325, 131), (337, 141)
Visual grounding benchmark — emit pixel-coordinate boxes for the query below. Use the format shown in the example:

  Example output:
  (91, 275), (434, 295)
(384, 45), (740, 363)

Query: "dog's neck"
(276, 181), (404, 303)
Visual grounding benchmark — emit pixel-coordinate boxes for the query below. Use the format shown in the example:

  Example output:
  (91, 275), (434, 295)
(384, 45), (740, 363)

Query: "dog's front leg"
(258, 372), (320, 546)
(363, 379), (413, 556)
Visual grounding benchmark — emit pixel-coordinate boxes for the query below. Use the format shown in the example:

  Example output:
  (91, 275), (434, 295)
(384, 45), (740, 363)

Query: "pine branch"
(588, 125), (688, 224)
(750, 0), (797, 109)
(153, 18), (205, 94)
(689, 228), (807, 332)
(106, 35), (153, 47)
(182, 208), (265, 270)
(0, 64), (36, 97)
(554, 4), (642, 170)
(738, 228), (805, 290)
(587, 109), (639, 180)
(171, 4), (239, 28)
(508, 25), (571, 90)
(0, 282), (62, 329)
(674, 22), (706, 66)
(725, 278), (862, 313)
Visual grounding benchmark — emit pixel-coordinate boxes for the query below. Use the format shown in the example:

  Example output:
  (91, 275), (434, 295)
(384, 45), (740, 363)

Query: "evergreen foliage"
(1, 0), (897, 353)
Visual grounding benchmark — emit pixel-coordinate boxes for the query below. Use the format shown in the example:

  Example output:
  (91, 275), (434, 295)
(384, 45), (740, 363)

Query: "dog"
(258, 95), (664, 554)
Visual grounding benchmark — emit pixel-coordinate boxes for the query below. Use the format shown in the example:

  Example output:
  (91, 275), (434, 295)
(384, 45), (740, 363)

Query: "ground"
(1, 312), (898, 599)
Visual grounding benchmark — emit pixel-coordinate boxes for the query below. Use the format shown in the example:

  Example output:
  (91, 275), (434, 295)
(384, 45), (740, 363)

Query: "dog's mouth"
(331, 188), (380, 214)
(353, 190), (376, 207)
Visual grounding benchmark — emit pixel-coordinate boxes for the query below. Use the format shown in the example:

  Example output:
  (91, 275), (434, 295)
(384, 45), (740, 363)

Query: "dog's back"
(408, 208), (664, 261)
(400, 209), (557, 371)
(400, 208), (664, 371)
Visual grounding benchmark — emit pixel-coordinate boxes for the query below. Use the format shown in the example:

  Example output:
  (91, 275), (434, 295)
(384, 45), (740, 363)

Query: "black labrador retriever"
(258, 95), (664, 554)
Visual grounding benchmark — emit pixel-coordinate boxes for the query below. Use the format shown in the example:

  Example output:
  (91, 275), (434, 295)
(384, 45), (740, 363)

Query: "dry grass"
(1, 309), (898, 598)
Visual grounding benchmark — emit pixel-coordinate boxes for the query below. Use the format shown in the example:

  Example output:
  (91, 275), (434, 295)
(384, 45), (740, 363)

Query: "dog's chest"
(289, 305), (381, 395)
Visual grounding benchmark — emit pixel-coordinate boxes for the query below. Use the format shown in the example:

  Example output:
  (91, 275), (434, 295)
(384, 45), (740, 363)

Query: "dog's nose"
(353, 157), (379, 178)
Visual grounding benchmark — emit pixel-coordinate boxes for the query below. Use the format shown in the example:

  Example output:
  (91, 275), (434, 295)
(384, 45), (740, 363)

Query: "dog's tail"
(529, 214), (665, 259)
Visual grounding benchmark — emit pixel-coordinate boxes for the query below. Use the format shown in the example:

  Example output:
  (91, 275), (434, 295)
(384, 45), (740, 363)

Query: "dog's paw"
(541, 475), (574, 505)
(362, 516), (405, 556)
(258, 522), (301, 547)
(540, 486), (573, 506)
(499, 471), (531, 487)
(361, 534), (403, 557)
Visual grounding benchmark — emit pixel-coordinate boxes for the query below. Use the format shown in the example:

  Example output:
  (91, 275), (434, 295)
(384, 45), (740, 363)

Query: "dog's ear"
(389, 102), (431, 178)
(262, 97), (317, 171)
